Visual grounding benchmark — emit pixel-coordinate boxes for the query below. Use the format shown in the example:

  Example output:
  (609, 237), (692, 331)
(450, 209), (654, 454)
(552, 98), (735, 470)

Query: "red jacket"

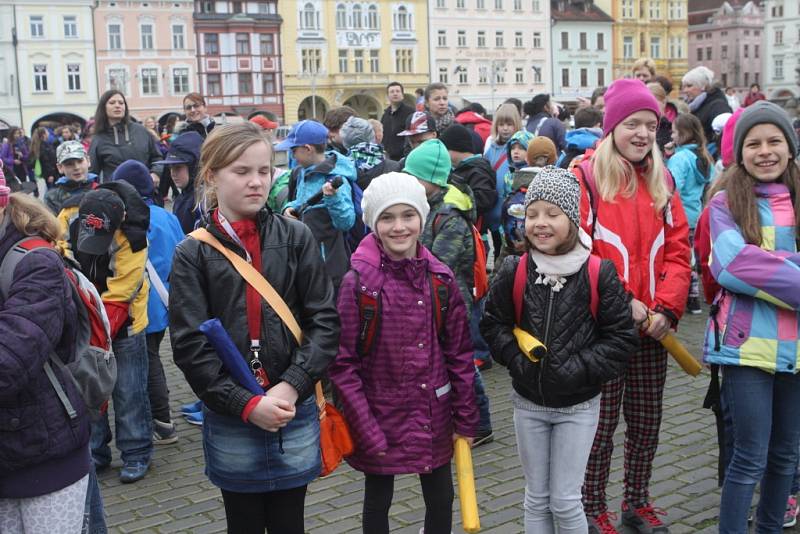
(577, 158), (691, 322)
(455, 111), (492, 143)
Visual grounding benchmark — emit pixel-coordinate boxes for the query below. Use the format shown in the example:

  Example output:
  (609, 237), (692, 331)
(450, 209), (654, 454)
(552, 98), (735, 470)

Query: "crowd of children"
(1, 69), (799, 534)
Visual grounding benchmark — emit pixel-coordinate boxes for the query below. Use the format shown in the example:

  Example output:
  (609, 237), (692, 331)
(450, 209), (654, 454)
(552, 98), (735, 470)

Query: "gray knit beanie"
(734, 101), (798, 164)
(523, 166), (581, 228)
(340, 116), (376, 149)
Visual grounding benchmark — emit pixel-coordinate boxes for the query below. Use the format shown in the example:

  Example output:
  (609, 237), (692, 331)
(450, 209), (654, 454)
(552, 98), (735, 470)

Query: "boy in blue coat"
(112, 160), (185, 444)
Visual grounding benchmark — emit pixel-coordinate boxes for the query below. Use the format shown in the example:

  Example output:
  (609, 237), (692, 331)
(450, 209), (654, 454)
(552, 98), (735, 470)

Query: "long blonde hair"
(196, 122), (272, 211)
(2, 192), (62, 243)
(591, 132), (671, 211)
(491, 103), (522, 142)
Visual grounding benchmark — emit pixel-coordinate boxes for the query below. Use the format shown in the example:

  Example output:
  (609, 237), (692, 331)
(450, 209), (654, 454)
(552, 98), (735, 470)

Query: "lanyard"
(216, 210), (268, 388)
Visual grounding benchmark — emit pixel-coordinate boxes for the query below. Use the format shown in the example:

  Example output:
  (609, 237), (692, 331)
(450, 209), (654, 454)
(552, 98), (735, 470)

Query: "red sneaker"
(620, 502), (668, 533)
(587, 511), (619, 534)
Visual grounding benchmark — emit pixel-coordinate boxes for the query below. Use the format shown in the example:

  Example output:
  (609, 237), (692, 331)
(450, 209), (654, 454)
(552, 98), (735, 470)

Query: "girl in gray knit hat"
(481, 166), (639, 534)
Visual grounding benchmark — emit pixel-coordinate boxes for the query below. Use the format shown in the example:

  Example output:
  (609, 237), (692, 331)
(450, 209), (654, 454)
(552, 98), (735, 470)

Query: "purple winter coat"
(0, 222), (91, 498)
(0, 142), (14, 175)
(329, 233), (478, 475)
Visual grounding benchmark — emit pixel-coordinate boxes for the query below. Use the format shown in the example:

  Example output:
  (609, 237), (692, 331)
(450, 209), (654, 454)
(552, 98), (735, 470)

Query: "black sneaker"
(687, 296), (702, 315)
(153, 419), (178, 445)
(620, 502), (668, 533)
(472, 430), (494, 448)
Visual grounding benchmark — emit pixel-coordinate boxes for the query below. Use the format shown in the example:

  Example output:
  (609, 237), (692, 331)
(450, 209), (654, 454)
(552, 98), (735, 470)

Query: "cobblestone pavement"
(100, 309), (782, 533)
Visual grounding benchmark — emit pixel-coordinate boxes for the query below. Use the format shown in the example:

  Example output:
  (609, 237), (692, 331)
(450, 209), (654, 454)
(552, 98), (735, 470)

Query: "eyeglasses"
(184, 103), (202, 111)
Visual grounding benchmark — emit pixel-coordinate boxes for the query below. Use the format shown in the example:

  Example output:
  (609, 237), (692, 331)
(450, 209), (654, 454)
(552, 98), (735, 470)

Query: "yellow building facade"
(279, 0), (430, 123)
(595, 0), (689, 86)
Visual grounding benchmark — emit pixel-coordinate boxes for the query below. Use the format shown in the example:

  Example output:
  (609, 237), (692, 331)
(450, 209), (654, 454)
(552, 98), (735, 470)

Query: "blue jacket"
(667, 144), (713, 228)
(557, 128), (602, 168)
(483, 140), (510, 231)
(146, 205), (184, 333)
(0, 222), (90, 498)
(286, 151), (356, 232)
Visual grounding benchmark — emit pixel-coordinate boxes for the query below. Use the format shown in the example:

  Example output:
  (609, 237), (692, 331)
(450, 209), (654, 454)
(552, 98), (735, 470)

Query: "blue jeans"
(91, 332), (153, 466)
(719, 365), (800, 534)
(474, 367), (492, 434)
(469, 297), (490, 363)
(82, 462), (107, 534)
(513, 391), (600, 534)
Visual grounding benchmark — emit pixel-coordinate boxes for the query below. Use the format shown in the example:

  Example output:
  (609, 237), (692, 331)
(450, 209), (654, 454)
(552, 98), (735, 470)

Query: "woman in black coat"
(681, 66), (731, 156)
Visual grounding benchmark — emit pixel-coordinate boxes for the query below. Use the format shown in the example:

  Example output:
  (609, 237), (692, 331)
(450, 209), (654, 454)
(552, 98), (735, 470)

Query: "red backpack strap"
(354, 270), (381, 358)
(588, 254), (601, 321)
(492, 152), (508, 172)
(429, 274), (449, 340)
(512, 253), (528, 325)
(17, 237), (53, 251)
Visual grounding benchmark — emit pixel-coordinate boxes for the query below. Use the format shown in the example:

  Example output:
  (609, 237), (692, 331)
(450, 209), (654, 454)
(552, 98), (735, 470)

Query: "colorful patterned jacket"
(703, 183), (800, 372)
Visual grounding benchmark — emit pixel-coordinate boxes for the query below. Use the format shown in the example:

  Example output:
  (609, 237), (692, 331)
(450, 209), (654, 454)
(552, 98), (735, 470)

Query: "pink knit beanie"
(720, 107), (745, 168)
(602, 79), (662, 137)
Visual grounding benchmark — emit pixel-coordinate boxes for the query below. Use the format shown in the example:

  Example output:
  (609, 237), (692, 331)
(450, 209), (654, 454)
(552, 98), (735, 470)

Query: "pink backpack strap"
(588, 254), (601, 321)
(513, 253), (528, 325)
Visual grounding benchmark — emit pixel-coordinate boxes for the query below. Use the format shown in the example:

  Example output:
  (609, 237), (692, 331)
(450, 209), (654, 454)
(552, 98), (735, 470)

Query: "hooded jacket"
(455, 111), (493, 146)
(169, 208), (339, 414)
(0, 221), (90, 498)
(481, 253), (638, 408)
(44, 174), (98, 216)
(666, 144), (713, 228)
(558, 128), (602, 169)
(285, 152), (357, 287)
(329, 234), (477, 474)
(451, 154), (498, 220)
(421, 184), (477, 308)
(703, 184), (800, 373)
(503, 130), (535, 196)
(89, 121), (162, 181)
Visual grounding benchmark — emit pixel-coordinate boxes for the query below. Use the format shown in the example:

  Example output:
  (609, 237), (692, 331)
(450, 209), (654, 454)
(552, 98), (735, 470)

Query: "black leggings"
(363, 463), (454, 534)
(220, 485), (307, 534)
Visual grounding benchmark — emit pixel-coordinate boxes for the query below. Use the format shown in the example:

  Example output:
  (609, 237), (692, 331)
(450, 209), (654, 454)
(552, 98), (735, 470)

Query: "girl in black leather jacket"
(480, 166), (638, 533)
(169, 123), (339, 534)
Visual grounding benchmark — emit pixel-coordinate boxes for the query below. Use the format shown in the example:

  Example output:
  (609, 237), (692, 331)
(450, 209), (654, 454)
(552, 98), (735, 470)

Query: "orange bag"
(316, 382), (354, 477)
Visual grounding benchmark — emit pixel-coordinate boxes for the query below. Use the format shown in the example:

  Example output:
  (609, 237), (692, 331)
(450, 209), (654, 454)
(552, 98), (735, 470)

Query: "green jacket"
(420, 184), (476, 310)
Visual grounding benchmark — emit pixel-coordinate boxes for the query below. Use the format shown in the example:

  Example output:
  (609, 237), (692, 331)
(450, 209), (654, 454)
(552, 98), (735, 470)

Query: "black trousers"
(363, 463), (454, 534)
(221, 486), (307, 534)
(145, 330), (171, 422)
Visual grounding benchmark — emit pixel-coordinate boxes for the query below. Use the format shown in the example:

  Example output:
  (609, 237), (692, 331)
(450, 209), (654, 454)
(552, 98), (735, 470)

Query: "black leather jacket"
(481, 255), (639, 408)
(169, 208), (340, 418)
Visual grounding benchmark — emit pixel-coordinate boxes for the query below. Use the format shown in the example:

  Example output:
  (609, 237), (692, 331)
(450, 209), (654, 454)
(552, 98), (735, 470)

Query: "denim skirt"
(202, 396), (321, 492)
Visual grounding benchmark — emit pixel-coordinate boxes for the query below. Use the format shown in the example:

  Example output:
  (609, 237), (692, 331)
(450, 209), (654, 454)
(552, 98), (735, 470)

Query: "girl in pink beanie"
(574, 78), (692, 534)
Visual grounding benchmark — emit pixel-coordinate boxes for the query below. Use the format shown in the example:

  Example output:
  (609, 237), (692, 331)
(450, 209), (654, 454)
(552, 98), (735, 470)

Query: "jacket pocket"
(0, 404), (48, 463)
(721, 295), (753, 349)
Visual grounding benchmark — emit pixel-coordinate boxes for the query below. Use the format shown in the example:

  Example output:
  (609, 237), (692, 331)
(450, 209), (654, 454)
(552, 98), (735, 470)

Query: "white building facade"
(428, 0), (551, 111)
(762, 0), (800, 100)
(550, 0), (613, 103)
(0, 3), (22, 130)
(10, 0), (99, 131)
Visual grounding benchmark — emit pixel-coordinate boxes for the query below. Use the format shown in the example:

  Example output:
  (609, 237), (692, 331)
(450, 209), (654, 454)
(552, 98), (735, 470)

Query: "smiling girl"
(169, 122), (340, 534)
(574, 79), (691, 533)
(329, 172), (478, 534)
(703, 101), (800, 533)
(481, 167), (638, 533)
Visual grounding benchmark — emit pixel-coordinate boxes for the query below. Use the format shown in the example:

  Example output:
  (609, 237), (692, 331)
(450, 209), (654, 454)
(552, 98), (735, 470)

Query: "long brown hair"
(708, 162), (800, 246)
(196, 122), (272, 211)
(29, 126), (48, 162)
(2, 192), (62, 243)
(673, 113), (714, 172)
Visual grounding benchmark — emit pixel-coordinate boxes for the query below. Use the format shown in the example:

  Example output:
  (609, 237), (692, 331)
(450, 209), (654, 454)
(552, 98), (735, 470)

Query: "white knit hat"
(361, 172), (430, 231)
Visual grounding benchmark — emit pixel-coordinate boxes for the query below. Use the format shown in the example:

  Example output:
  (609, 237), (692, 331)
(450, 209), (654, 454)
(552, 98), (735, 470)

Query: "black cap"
(77, 189), (125, 255)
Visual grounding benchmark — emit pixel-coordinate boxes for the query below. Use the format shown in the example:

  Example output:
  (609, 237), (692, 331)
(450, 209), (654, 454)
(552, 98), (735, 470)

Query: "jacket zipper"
(538, 288), (556, 403)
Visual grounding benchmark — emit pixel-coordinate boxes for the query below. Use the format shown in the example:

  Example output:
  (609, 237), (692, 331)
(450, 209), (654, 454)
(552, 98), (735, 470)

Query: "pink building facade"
(94, 0), (198, 124)
(688, 1), (763, 96)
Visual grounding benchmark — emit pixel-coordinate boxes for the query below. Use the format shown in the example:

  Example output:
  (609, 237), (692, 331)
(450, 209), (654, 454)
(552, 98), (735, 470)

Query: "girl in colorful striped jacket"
(704, 101), (800, 533)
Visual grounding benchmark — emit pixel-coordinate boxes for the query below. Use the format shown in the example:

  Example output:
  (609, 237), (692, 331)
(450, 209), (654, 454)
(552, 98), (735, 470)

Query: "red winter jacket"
(577, 158), (692, 323)
(455, 111), (493, 144)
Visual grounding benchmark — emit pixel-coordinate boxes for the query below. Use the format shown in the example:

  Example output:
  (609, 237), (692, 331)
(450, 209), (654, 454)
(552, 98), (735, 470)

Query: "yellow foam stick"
(454, 437), (481, 533)
(661, 332), (703, 376)
(513, 327), (547, 363)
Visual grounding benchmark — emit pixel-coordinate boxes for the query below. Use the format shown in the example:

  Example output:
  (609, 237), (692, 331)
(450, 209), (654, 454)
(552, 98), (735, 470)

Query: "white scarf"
(529, 228), (592, 292)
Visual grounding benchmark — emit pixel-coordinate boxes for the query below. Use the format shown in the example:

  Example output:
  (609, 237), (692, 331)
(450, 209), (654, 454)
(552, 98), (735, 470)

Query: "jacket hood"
(350, 232), (451, 278)
(56, 172), (98, 185)
(455, 111), (492, 127)
(505, 130), (535, 161)
(429, 182), (476, 224)
(455, 154), (493, 174)
(565, 128), (602, 151)
(317, 150), (358, 183)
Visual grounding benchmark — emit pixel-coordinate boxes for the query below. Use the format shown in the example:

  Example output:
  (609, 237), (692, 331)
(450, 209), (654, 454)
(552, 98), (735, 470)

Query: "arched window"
(336, 4), (346, 29)
(352, 4), (362, 29)
(395, 6), (409, 31)
(302, 2), (317, 29)
(367, 5), (378, 29)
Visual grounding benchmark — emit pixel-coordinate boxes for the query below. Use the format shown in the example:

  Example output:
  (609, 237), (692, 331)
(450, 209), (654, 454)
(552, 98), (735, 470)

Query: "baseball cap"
(161, 132), (203, 166)
(77, 189), (125, 255)
(250, 115), (279, 130)
(274, 120), (329, 150)
(397, 112), (436, 137)
(57, 141), (88, 164)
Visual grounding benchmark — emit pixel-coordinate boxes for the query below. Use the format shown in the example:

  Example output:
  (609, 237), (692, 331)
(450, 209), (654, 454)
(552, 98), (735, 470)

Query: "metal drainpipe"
(12, 4), (24, 131)
(91, 1), (100, 105)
